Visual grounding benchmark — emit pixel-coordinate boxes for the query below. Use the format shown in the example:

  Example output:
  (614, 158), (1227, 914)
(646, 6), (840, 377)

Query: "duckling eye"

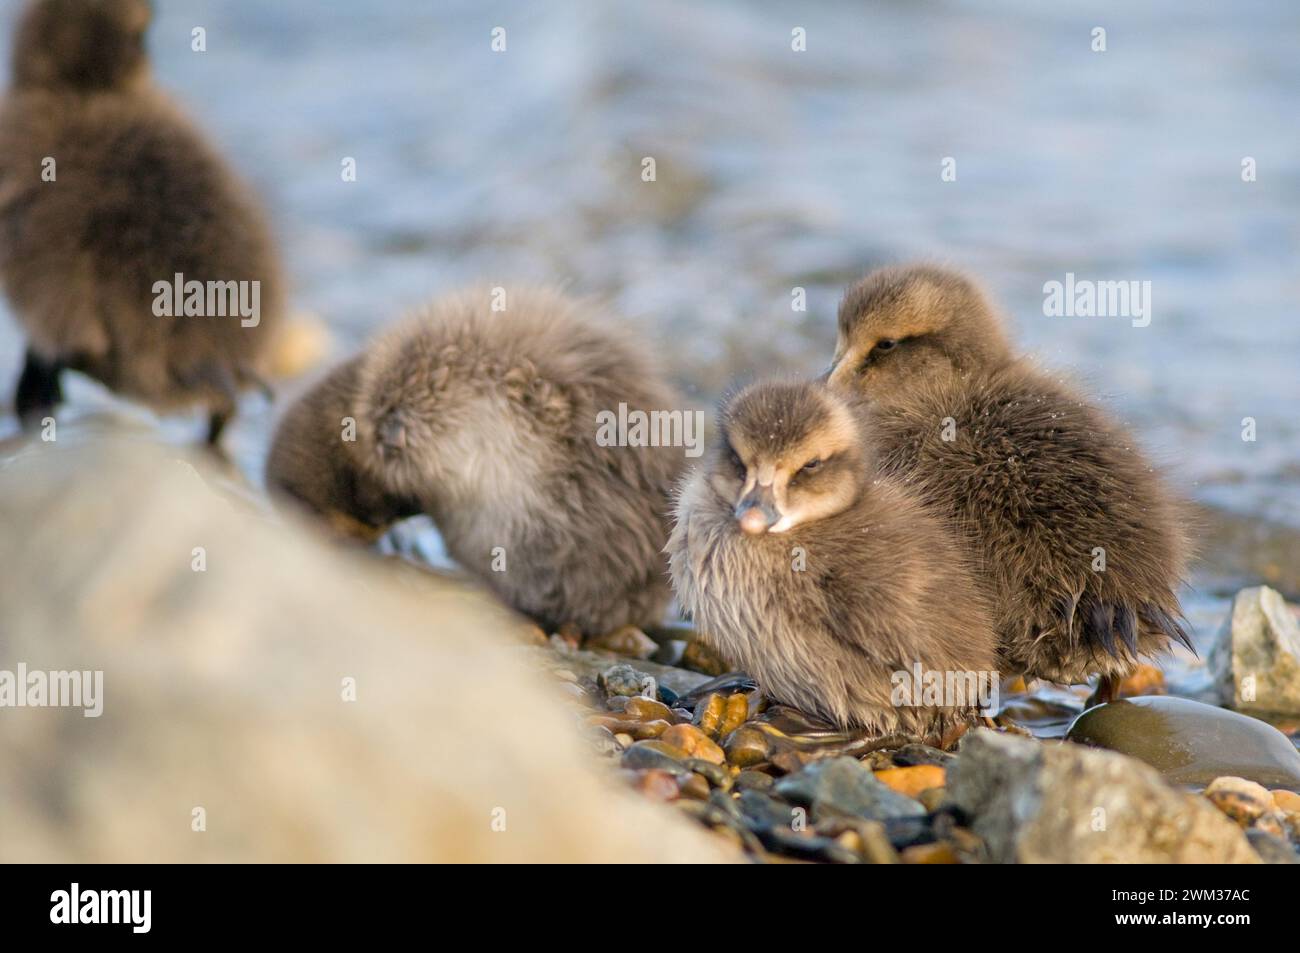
(800, 458), (822, 474)
(726, 445), (746, 478)
(874, 339), (898, 354)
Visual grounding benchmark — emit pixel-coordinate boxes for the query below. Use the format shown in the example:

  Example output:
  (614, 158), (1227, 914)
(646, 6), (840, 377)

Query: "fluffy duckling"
(265, 358), (420, 542)
(0, 0), (284, 444)
(337, 287), (686, 636)
(827, 265), (1191, 696)
(668, 380), (998, 735)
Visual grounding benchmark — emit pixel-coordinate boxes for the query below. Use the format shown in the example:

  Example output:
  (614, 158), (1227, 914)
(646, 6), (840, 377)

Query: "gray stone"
(1246, 829), (1299, 864)
(948, 730), (1260, 864)
(1209, 586), (1300, 715)
(773, 757), (926, 823)
(0, 439), (733, 864)
(1065, 696), (1300, 788)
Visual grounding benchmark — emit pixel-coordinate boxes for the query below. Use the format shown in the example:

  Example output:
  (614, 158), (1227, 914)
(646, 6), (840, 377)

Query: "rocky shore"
(3, 434), (1299, 864)
(536, 602), (1300, 864)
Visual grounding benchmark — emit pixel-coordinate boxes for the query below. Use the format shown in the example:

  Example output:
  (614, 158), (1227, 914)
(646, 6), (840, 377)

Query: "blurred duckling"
(266, 357), (420, 542)
(668, 380), (998, 735)
(827, 265), (1191, 698)
(0, 0), (284, 444)
(334, 287), (686, 636)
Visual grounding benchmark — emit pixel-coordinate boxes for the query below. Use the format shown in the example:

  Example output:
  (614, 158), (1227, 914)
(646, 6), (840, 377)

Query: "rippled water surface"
(1, 1), (1297, 642)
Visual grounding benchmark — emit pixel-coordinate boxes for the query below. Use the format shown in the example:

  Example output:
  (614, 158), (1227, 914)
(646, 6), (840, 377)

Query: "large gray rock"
(1066, 696), (1300, 789)
(0, 439), (732, 863)
(948, 730), (1260, 864)
(1209, 586), (1300, 716)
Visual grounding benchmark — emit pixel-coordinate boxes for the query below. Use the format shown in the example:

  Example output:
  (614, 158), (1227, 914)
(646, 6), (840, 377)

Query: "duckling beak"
(734, 485), (780, 535)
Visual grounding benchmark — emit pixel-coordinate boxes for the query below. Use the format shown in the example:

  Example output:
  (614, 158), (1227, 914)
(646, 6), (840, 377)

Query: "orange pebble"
(875, 765), (946, 798)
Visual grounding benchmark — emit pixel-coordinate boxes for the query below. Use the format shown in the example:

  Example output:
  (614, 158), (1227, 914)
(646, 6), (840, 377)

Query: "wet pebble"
(621, 739), (689, 772)
(678, 773), (712, 801)
(874, 765), (947, 799)
(1066, 695), (1300, 788)
(774, 757), (927, 823)
(724, 726), (772, 768)
(892, 743), (956, 768)
(588, 715), (670, 740)
(734, 769), (775, 793)
(661, 724), (726, 765)
(901, 842), (959, 864)
(624, 696), (675, 722)
(682, 640), (730, 676)
(587, 625), (658, 660)
(685, 759), (732, 790)
(624, 768), (680, 802)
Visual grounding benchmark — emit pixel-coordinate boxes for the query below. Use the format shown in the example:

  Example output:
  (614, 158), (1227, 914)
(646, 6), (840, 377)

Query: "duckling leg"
(1085, 674), (1120, 708)
(206, 408), (231, 447)
(14, 347), (64, 425)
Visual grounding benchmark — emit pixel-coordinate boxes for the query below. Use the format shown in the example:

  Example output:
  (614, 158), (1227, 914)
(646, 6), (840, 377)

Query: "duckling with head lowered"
(328, 287), (687, 636)
(827, 264), (1192, 697)
(0, 0), (284, 444)
(668, 379), (998, 735)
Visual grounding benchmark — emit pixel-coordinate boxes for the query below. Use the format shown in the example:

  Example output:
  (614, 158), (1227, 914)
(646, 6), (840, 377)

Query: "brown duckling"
(265, 357), (421, 542)
(827, 264), (1192, 696)
(331, 287), (686, 636)
(668, 379), (998, 735)
(0, 0), (284, 444)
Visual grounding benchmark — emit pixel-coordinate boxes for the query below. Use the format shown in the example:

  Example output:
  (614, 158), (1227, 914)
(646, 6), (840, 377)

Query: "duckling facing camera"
(827, 265), (1192, 696)
(269, 287), (686, 637)
(668, 379), (998, 735)
(0, 0), (284, 444)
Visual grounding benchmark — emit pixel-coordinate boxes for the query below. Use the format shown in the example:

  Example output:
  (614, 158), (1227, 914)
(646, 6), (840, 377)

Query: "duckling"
(826, 265), (1192, 697)
(667, 379), (998, 735)
(265, 357), (420, 542)
(347, 287), (686, 636)
(0, 0), (284, 444)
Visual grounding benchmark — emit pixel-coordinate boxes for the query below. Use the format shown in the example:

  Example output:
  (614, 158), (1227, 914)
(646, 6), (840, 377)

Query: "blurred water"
(1, 1), (1296, 567)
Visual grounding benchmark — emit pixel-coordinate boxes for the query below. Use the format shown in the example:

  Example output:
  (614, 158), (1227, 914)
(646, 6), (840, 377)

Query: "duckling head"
(711, 380), (867, 536)
(826, 264), (1012, 400)
(14, 0), (153, 93)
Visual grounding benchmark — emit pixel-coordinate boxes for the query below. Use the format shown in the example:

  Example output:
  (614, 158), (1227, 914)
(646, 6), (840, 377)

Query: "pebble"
(721, 693), (751, 737)
(919, 787), (949, 813)
(678, 773), (712, 801)
(874, 765), (947, 798)
(734, 769), (775, 793)
(685, 759), (732, 790)
(625, 768), (680, 802)
(1272, 790), (1300, 812)
(598, 663), (657, 699)
(682, 640), (730, 676)
(693, 693), (726, 737)
(815, 817), (900, 864)
(1115, 663), (1166, 697)
(724, 726), (772, 768)
(901, 842), (959, 864)
(1246, 829), (1300, 864)
(774, 757), (927, 823)
(621, 739), (689, 772)
(1203, 776), (1279, 827)
(614, 732), (634, 750)
(624, 696), (675, 723)
(1065, 695), (1300, 788)
(661, 724), (727, 765)
(588, 715), (670, 740)
(587, 625), (659, 660)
